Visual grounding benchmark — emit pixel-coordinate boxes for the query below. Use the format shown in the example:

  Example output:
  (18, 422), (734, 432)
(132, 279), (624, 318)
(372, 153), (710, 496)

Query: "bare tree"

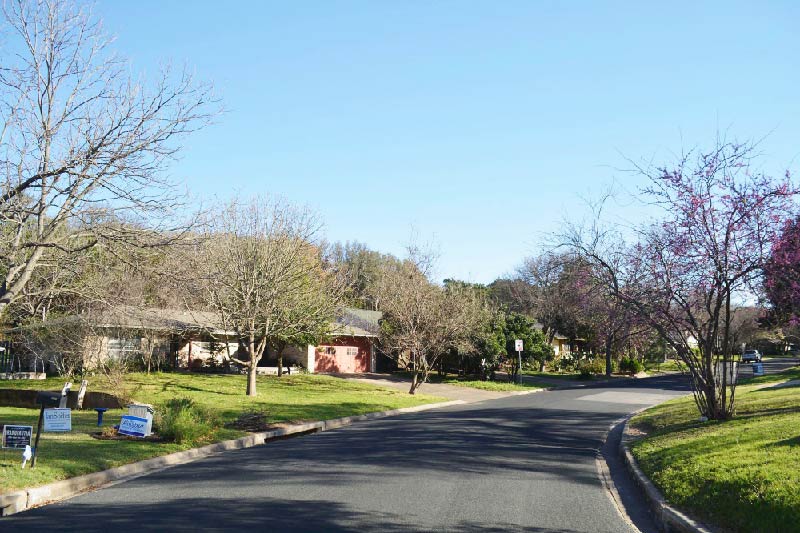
(0, 0), (215, 318)
(375, 250), (489, 394)
(516, 252), (595, 346)
(194, 196), (341, 397)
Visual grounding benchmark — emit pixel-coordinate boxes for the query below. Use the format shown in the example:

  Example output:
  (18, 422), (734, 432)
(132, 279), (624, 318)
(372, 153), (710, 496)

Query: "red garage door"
(314, 339), (371, 373)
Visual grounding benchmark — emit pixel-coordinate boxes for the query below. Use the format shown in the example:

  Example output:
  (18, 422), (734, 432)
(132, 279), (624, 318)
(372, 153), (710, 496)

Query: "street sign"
(118, 415), (148, 438)
(43, 408), (72, 432)
(2, 425), (33, 449)
(515, 339), (523, 352)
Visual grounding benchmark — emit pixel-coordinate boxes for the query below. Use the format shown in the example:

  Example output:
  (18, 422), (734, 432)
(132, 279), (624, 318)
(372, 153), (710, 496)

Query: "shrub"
(555, 356), (578, 373)
(577, 358), (604, 379)
(155, 398), (220, 444)
(619, 357), (644, 374)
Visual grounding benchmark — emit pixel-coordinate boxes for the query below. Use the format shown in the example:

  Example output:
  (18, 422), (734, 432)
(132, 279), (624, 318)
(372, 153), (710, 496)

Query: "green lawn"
(643, 359), (684, 373)
(630, 366), (800, 533)
(393, 371), (547, 391)
(0, 372), (443, 493)
(521, 370), (582, 380)
(438, 377), (544, 392)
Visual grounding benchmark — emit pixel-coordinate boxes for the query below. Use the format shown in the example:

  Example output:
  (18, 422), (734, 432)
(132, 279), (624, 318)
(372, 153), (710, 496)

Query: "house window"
(107, 338), (141, 361)
(346, 347), (358, 357)
(323, 346), (336, 355)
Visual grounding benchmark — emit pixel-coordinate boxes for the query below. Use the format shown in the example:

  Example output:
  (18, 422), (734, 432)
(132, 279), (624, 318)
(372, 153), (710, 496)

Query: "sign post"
(31, 390), (61, 468)
(515, 339), (523, 384)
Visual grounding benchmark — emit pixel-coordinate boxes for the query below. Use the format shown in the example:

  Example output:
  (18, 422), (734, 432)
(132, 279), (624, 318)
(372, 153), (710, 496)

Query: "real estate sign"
(118, 415), (148, 438)
(43, 408), (72, 432)
(2, 425), (33, 449)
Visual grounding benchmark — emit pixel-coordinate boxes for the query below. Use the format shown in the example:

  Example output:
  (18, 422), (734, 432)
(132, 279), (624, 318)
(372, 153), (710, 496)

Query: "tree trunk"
(246, 334), (257, 397)
(409, 371), (418, 394)
(247, 364), (257, 397)
(720, 285), (733, 419)
(276, 342), (286, 377)
(605, 335), (613, 377)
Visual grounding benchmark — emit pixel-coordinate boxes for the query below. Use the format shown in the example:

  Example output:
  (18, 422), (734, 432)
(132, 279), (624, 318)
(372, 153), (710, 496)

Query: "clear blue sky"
(95, 1), (800, 283)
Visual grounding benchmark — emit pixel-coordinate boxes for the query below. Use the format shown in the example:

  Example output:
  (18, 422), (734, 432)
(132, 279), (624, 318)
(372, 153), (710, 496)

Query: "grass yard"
(0, 372), (444, 493)
(643, 359), (684, 373)
(438, 377), (545, 392)
(630, 366), (800, 533)
(521, 370), (582, 380)
(392, 371), (548, 391)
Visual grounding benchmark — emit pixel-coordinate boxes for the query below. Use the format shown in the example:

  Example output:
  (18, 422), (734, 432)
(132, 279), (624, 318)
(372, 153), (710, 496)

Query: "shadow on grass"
(770, 435), (800, 447)
(152, 379), (240, 396)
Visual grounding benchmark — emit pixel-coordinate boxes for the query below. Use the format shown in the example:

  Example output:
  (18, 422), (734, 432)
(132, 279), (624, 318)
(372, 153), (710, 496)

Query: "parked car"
(742, 349), (762, 363)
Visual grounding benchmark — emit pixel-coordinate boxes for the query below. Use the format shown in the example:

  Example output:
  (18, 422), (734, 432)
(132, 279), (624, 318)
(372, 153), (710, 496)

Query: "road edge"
(619, 415), (716, 533)
(0, 399), (464, 517)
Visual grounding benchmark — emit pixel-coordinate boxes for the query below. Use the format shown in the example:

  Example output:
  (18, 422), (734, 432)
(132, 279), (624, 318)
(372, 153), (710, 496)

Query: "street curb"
(1, 399), (464, 517)
(619, 415), (715, 533)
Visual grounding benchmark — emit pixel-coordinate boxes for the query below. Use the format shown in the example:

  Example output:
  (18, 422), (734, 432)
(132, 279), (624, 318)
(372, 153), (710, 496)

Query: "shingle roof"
(16, 306), (383, 338)
(331, 308), (382, 337)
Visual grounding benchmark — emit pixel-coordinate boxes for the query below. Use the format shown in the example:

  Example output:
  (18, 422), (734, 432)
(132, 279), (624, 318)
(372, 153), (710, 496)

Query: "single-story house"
(261, 308), (381, 373)
(9, 306), (382, 375)
(533, 322), (585, 357)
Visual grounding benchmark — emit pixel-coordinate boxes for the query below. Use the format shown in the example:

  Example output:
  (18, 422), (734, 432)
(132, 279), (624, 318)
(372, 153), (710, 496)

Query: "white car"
(742, 349), (762, 363)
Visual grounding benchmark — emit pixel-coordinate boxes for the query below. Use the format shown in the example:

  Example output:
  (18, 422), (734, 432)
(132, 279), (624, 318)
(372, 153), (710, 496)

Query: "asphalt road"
(737, 356), (799, 380)
(7, 375), (692, 532)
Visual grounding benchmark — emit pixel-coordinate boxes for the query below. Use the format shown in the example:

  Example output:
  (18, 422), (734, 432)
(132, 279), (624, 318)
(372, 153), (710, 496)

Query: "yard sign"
(118, 415), (148, 438)
(2, 425), (33, 449)
(43, 408), (72, 432)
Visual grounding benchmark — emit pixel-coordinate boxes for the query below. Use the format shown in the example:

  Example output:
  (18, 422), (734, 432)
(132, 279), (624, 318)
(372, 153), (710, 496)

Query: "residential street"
(6, 375), (690, 532)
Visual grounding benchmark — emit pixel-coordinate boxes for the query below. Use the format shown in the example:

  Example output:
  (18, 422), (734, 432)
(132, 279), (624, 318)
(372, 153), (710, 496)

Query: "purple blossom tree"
(567, 141), (797, 419)
(764, 216), (800, 326)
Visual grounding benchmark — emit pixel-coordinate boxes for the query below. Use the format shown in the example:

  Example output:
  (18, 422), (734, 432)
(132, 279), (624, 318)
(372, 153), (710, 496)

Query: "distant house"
(533, 322), (584, 357)
(11, 306), (382, 375)
(261, 308), (382, 373)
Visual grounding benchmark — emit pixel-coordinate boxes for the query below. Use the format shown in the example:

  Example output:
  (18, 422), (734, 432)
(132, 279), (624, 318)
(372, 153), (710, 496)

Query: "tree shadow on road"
(9, 496), (603, 533)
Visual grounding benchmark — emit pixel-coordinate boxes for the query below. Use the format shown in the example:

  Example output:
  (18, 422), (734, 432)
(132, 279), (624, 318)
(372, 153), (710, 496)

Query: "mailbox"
(36, 391), (61, 407)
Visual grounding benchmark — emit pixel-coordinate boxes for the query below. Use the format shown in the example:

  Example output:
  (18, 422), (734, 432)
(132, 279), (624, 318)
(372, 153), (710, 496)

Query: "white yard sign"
(43, 408), (72, 432)
(515, 339), (523, 352)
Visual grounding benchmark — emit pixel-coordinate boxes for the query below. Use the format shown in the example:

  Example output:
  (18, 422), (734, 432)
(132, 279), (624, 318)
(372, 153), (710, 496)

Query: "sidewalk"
(338, 373), (537, 402)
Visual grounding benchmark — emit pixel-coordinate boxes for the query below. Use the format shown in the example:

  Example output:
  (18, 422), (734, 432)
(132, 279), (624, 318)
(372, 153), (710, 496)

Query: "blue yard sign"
(118, 415), (148, 438)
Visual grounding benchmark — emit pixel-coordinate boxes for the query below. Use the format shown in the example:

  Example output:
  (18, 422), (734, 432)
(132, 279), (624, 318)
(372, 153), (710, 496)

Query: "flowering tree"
(764, 216), (800, 325)
(567, 141), (796, 419)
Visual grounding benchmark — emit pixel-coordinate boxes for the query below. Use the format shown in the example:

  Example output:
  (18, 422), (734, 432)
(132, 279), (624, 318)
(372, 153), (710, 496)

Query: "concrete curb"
(1, 399), (464, 517)
(619, 415), (715, 533)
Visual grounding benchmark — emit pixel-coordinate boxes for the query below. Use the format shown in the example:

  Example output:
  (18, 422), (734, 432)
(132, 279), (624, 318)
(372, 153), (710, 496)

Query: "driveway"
(5, 374), (691, 532)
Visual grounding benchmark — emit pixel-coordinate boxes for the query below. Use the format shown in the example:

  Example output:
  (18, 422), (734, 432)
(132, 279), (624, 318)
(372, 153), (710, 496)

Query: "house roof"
(331, 308), (382, 338)
(14, 306), (382, 339)
(532, 322), (570, 341)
